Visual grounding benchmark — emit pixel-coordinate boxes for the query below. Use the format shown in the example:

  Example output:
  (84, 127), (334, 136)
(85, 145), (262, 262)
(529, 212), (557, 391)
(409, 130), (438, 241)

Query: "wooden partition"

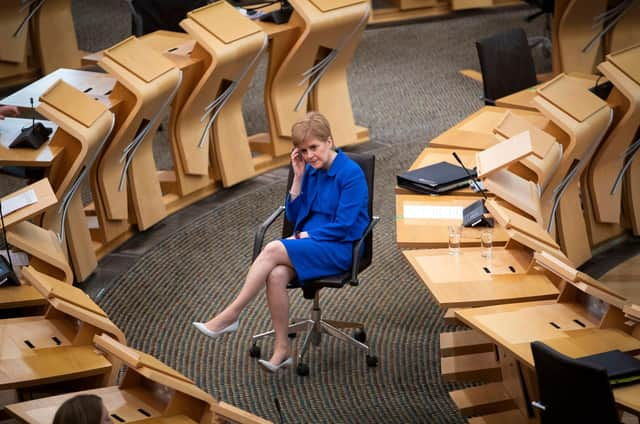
(259, 0), (370, 158)
(29, 80), (115, 281)
(180, 2), (267, 188)
(532, 74), (612, 266)
(86, 36), (181, 259)
(5, 334), (272, 424)
(584, 45), (640, 246)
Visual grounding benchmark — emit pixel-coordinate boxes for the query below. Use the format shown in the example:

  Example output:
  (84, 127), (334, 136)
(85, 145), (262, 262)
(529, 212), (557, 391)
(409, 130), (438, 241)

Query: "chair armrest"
(349, 216), (380, 285)
(253, 206), (285, 261)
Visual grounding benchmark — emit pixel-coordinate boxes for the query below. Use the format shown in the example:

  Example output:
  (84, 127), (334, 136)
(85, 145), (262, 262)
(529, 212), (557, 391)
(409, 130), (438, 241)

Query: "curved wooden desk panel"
(556, 0), (607, 75)
(36, 81), (115, 281)
(32, 0), (84, 74)
(269, 0), (368, 153)
(0, 0), (29, 64)
(608, 3), (640, 54)
(93, 37), (181, 235)
(182, 2), (266, 187)
(533, 75), (612, 266)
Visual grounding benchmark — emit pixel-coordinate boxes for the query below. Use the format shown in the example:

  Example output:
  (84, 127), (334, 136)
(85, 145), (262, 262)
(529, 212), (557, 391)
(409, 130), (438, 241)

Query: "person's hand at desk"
(0, 106), (19, 120)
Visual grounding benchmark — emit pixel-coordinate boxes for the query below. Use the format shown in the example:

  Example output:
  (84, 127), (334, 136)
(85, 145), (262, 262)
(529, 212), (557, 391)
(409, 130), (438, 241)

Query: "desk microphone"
(452, 152), (493, 228)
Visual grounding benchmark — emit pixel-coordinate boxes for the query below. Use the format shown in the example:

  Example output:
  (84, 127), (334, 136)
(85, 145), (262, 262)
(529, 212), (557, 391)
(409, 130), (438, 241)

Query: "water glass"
(480, 228), (493, 258)
(448, 224), (462, 256)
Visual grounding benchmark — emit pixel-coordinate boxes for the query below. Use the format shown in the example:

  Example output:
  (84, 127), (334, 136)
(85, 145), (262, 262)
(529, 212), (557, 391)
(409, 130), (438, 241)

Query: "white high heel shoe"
(258, 357), (293, 373)
(192, 320), (239, 339)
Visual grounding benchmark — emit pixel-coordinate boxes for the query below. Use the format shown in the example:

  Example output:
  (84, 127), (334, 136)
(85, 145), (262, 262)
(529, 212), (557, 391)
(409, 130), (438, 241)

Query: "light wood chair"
(451, 251), (639, 421)
(532, 73), (613, 266)
(31, 80), (115, 282)
(180, 2), (267, 188)
(0, 266), (126, 398)
(264, 0), (370, 158)
(584, 44), (640, 246)
(5, 333), (272, 424)
(87, 36), (181, 256)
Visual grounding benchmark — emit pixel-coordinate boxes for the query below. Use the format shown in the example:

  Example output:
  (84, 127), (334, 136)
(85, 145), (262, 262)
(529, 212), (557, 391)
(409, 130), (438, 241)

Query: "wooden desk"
(614, 384), (640, 415)
(0, 68), (117, 112)
(396, 194), (508, 249)
(403, 248), (558, 308)
(0, 179), (57, 230)
(428, 106), (549, 152)
(0, 117), (61, 167)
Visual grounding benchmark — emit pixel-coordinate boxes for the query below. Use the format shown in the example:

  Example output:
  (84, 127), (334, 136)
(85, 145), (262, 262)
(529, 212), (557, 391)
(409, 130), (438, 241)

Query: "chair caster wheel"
(249, 344), (261, 358)
(353, 328), (366, 343)
(297, 363), (309, 376)
(366, 355), (378, 367)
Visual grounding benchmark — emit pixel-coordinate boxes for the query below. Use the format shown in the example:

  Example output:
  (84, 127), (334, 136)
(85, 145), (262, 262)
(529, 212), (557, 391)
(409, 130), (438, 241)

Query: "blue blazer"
(285, 150), (369, 242)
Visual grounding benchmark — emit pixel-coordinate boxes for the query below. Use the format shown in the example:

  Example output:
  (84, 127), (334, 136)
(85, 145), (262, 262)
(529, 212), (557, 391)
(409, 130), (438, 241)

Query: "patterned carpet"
(2, 3), (553, 422)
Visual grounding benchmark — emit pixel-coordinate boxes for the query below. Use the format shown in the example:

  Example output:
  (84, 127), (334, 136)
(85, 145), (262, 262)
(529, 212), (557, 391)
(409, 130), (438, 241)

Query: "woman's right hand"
(291, 148), (305, 177)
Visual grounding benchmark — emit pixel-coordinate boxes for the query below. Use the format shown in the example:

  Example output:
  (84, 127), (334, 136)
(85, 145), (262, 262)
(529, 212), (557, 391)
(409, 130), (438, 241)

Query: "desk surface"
(456, 301), (640, 369)
(0, 179), (57, 230)
(404, 248), (559, 308)
(0, 285), (45, 310)
(0, 68), (117, 111)
(428, 106), (548, 151)
(0, 117), (61, 167)
(396, 194), (508, 249)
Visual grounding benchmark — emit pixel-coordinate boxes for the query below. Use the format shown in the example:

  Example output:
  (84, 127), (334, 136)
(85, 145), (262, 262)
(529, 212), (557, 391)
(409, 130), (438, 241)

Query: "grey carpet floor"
(2, 3), (551, 422)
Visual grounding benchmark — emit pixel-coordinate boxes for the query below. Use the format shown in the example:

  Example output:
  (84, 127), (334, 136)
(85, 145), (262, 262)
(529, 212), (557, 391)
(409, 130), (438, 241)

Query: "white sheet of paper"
(404, 204), (463, 220)
(1, 189), (37, 216)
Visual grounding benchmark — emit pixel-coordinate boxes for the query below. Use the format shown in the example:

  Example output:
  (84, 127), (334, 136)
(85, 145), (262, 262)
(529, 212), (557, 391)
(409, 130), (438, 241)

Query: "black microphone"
(452, 152), (487, 200)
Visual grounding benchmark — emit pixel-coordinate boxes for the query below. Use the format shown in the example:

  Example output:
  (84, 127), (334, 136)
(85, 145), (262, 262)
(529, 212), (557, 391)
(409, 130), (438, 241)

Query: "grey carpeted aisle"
(6, 3), (549, 422)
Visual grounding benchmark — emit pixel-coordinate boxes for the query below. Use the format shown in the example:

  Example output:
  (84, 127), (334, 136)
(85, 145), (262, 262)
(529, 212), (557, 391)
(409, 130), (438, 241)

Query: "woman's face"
(298, 137), (333, 170)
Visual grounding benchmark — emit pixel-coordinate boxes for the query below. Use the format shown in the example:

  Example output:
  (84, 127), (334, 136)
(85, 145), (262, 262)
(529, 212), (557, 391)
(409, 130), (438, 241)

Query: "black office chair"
(475, 27), (539, 106)
(531, 341), (621, 424)
(249, 152), (379, 376)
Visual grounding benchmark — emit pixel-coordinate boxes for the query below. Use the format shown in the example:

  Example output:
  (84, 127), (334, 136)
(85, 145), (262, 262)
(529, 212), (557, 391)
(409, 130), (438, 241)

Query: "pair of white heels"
(192, 320), (292, 373)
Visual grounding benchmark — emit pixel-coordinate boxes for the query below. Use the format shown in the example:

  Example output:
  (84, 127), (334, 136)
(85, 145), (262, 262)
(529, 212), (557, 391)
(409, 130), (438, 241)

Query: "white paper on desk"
(403, 204), (463, 220)
(0, 189), (37, 216)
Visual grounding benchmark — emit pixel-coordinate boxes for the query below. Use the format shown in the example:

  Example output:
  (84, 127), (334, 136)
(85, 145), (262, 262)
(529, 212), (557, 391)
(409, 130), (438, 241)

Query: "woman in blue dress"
(193, 112), (369, 372)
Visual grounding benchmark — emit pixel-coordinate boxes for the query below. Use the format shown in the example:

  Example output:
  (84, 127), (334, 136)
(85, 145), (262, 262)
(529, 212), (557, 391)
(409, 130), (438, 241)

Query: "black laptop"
(397, 161), (476, 195)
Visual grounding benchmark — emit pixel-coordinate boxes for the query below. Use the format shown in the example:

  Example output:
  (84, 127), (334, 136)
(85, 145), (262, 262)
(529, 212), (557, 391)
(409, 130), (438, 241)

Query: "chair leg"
(252, 319), (313, 343)
(297, 327), (315, 363)
(323, 319), (364, 330)
(320, 321), (370, 354)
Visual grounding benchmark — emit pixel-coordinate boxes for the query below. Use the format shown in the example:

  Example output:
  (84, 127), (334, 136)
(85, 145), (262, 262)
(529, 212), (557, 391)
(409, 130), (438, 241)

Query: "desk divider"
(493, 112), (556, 158)
(607, 43), (640, 86)
(187, 1), (261, 44)
(476, 131), (538, 178)
(40, 80), (109, 128)
(105, 37), (176, 83)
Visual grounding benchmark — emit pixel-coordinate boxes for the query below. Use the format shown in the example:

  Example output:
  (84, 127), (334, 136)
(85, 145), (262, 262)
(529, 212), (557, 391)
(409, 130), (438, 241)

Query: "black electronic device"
(451, 152), (494, 228)
(396, 161), (476, 195)
(589, 79), (614, 101)
(0, 199), (19, 287)
(259, 0), (293, 24)
(9, 98), (52, 149)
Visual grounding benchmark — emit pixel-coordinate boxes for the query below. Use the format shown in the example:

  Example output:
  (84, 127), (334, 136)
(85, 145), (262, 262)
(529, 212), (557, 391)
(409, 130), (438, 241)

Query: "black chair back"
(476, 28), (538, 105)
(283, 152), (375, 272)
(531, 341), (620, 424)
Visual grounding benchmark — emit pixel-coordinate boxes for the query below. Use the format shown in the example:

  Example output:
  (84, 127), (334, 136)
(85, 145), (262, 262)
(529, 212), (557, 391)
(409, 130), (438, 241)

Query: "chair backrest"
(476, 28), (538, 104)
(283, 152), (375, 272)
(531, 341), (619, 424)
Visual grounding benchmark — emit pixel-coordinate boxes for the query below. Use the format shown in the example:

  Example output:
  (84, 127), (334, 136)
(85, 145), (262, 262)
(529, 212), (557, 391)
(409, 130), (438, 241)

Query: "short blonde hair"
(291, 112), (333, 147)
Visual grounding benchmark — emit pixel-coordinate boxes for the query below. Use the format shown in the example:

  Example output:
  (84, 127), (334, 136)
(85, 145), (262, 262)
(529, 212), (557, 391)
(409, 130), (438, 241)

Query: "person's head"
(53, 394), (112, 424)
(291, 112), (335, 170)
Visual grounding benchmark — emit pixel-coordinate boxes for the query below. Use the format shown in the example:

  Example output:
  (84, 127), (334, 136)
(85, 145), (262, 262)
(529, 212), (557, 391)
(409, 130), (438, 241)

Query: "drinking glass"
(448, 224), (462, 255)
(480, 228), (493, 258)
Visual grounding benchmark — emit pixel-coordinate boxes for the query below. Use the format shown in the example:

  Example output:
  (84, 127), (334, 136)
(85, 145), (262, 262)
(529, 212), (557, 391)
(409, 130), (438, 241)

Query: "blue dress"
(281, 150), (369, 282)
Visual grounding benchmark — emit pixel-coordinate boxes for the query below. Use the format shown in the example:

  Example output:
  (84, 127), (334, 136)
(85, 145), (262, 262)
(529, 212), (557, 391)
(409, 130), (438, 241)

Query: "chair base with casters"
(248, 152), (379, 376)
(249, 276), (379, 376)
